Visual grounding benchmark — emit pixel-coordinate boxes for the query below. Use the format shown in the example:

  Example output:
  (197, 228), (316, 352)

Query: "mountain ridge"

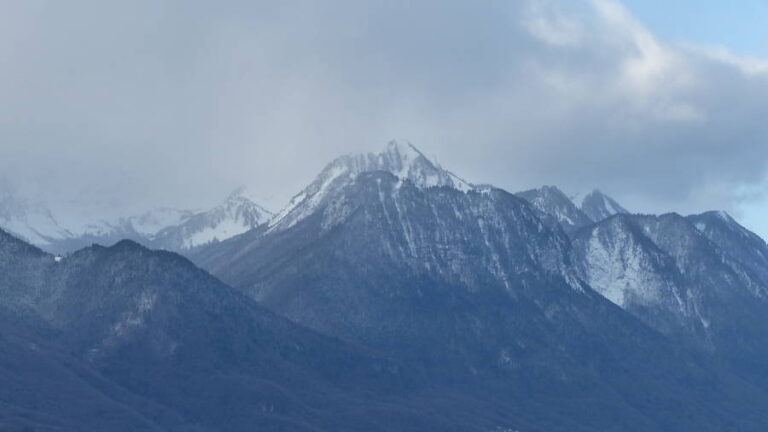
(5, 141), (768, 430)
(268, 140), (474, 233)
(0, 187), (274, 255)
(189, 144), (768, 431)
(2, 229), (483, 432)
(580, 189), (630, 222)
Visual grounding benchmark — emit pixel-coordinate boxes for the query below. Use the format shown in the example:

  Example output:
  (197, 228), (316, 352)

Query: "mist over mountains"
(0, 185), (272, 255)
(3, 141), (768, 431)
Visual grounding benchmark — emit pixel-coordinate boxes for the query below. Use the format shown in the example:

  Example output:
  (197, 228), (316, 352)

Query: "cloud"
(685, 43), (768, 77)
(0, 0), (766, 231)
(591, 0), (702, 121)
(522, 1), (585, 47)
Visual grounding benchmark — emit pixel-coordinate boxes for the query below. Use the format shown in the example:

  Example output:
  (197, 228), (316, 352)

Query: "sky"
(623, 0), (768, 56)
(1, 0), (767, 238)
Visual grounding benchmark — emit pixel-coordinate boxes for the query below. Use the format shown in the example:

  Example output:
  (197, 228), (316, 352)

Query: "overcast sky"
(1, 0), (768, 237)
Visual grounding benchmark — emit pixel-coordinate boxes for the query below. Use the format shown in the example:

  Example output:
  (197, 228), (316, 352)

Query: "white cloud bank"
(0, 0), (766, 231)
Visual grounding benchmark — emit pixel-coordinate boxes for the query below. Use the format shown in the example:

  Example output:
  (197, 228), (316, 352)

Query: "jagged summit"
(151, 187), (273, 250)
(269, 140), (474, 232)
(223, 185), (268, 206)
(333, 140), (473, 191)
(213, 186), (271, 217)
(372, 140), (472, 190)
(580, 189), (629, 222)
(222, 186), (273, 218)
(688, 210), (768, 288)
(516, 185), (593, 233)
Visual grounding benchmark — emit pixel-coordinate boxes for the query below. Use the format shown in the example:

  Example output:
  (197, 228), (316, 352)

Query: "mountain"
(580, 189), (629, 222)
(46, 207), (196, 255)
(268, 140), (472, 233)
(688, 210), (768, 288)
(570, 214), (707, 339)
(191, 142), (768, 431)
(33, 188), (273, 254)
(516, 186), (593, 233)
(515, 187), (629, 234)
(0, 188), (196, 254)
(152, 187), (273, 250)
(571, 212), (768, 387)
(504, 180), (768, 391)
(7, 141), (768, 430)
(0, 186), (74, 248)
(2, 228), (486, 432)
(513, 186), (768, 358)
(0, 306), (171, 432)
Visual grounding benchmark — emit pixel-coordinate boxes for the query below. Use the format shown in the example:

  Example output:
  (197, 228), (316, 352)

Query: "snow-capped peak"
(150, 187), (273, 249)
(268, 140), (474, 232)
(216, 187), (273, 226)
(580, 189), (629, 222)
(374, 140), (473, 191)
(0, 187), (73, 246)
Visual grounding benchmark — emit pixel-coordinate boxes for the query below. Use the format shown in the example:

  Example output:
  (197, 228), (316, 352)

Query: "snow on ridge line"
(267, 141), (476, 232)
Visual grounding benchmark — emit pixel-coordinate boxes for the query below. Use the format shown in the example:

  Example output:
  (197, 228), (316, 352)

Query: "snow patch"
(582, 224), (668, 308)
(183, 218), (252, 248)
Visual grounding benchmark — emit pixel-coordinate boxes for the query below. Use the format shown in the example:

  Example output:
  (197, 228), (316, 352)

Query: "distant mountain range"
(3, 140), (768, 431)
(0, 186), (272, 254)
(0, 186), (74, 248)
